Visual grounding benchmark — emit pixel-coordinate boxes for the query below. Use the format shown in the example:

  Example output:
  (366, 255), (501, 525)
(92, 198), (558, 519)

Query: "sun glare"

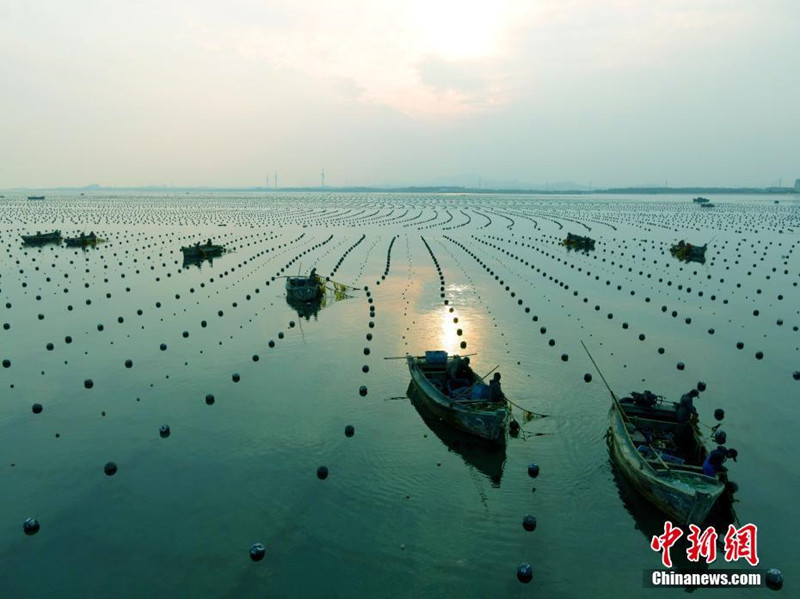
(413, 0), (503, 60)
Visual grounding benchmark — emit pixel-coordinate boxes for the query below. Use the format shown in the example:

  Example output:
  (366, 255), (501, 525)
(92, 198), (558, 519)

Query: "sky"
(1, 0), (799, 189)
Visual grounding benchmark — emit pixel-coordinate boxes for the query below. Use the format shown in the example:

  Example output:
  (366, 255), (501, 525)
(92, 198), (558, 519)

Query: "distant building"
(795, 178), (800, 191)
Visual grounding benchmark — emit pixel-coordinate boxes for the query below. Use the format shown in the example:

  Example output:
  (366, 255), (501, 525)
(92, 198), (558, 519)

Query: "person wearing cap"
(489, 372), (505, 403)
(676, 388), (699, 424)
(703, 446), (738, 477)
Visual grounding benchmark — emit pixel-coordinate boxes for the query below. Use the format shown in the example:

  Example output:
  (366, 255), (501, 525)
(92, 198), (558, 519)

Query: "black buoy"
(714, 408), (725, 421)
(714, 430), (727, 444)
(522, 515), (537, 531)
(23, 517), (40, 536)
(677, 362), (685, 371)
(84, 379), (94, 389)
(359, 385), (368, 396)
(2, 359), (9, 368)
(584, 373), (592, 383)
(755, 351), (764, 360)
(159, 424), (171, 438)
(232, 373), (240, 382)
(560, 353), (568, 361)
(793, 371), (800, 381)
(317, 466), (329, 480)
(527, 463), (540, 478)
(250, 542), (266, 562)
(104, 461), (118, 476)
(205, 394), (215, 405)
(160, 343), (167, 351)
(32, 403), (43, 414)
(697, 381), (707, 392)
(766, 568), (783, 590)
(517, 563), (533, 583)
(345, 425), (355, 437)
(125, 359), (133, 368)
(509, 420), (520, 436)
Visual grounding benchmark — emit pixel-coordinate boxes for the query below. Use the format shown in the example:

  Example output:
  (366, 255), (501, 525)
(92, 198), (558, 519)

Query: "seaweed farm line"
(1, 191), (798, 598)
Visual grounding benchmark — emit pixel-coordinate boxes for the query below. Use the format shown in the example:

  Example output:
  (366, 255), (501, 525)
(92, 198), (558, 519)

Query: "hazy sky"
(1, 0), (798, 189)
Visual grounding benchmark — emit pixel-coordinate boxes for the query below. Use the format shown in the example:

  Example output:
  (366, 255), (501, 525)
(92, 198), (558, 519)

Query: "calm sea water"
(1, 192), (797, 598)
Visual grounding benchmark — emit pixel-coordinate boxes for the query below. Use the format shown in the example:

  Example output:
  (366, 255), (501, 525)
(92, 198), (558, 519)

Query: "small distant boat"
(21, 230), (62, 244)
(27, 195), (45, 200)
(406, 352), (508, 444)
(670, 241), (707, 263)
(64, 232), (99, 247)
(180, 240), (225, 260)
(692, 197), (710, 203)
(563, 232), (595, 250)
(607, 392), (726, 525)
(285, 272), (324, 301)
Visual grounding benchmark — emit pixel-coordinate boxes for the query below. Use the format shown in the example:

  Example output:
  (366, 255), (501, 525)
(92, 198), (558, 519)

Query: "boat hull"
(607, 402), (724, 525)
(21, 231), (61, 244)
(180, 245), (224, 259)
(406, 356), (508, 445)
(285, 276), (324, 301)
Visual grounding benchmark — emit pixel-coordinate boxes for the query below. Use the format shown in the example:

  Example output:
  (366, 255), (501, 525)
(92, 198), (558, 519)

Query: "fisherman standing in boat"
(489, 372), (506, 403)
(309, 267), (317, 282)
(676, 389), (699, 424)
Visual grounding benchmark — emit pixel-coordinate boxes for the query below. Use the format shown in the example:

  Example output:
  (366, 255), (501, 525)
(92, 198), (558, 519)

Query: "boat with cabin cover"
(607, 392), (725, 524)
(406, 352), (508, 444)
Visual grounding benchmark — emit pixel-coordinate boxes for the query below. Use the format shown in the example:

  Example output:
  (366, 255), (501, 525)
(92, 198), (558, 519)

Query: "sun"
(412, 0), (503, 60)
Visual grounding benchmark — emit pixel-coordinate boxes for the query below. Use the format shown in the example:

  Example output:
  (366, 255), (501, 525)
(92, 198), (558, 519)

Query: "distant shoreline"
(2, 185), (798, 195)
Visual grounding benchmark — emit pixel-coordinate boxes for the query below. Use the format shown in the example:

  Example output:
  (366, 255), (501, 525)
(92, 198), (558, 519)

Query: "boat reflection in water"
(406, 382), (506, 487)
(285, 281), (353, 321)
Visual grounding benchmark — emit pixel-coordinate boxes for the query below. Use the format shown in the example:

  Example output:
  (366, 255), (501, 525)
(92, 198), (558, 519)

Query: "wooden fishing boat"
(21, 230), (61, 244)
(406, 352), (508, 444)
(27, 195), (45, 200)
(64, 232), (99, 247)
(670, 241), (706, 263)
(692, 196), (710, 203)
(285, 273), (324, 301)
(563, 232), (595, 250)
(180, 241), (225, 259)
(607, 393), (725, 525)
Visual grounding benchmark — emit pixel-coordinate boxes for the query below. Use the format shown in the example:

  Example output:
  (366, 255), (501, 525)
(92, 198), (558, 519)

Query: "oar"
(580, 340), (672, 472)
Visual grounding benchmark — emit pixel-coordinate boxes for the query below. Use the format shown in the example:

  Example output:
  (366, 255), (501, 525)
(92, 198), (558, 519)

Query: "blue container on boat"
(425, 351), (448, 365)
(471, 384), (491, 400)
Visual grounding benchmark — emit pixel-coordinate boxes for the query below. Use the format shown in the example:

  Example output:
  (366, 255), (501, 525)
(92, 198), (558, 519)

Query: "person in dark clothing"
(676, 389), (699, 424)
(702, 446), (738, 477)
(309, 267), (317, 281)
(489, 372), (505, 403)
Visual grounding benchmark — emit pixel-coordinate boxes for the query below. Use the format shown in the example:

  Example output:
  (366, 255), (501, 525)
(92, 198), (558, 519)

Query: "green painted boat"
(607, 397), (725, 525)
